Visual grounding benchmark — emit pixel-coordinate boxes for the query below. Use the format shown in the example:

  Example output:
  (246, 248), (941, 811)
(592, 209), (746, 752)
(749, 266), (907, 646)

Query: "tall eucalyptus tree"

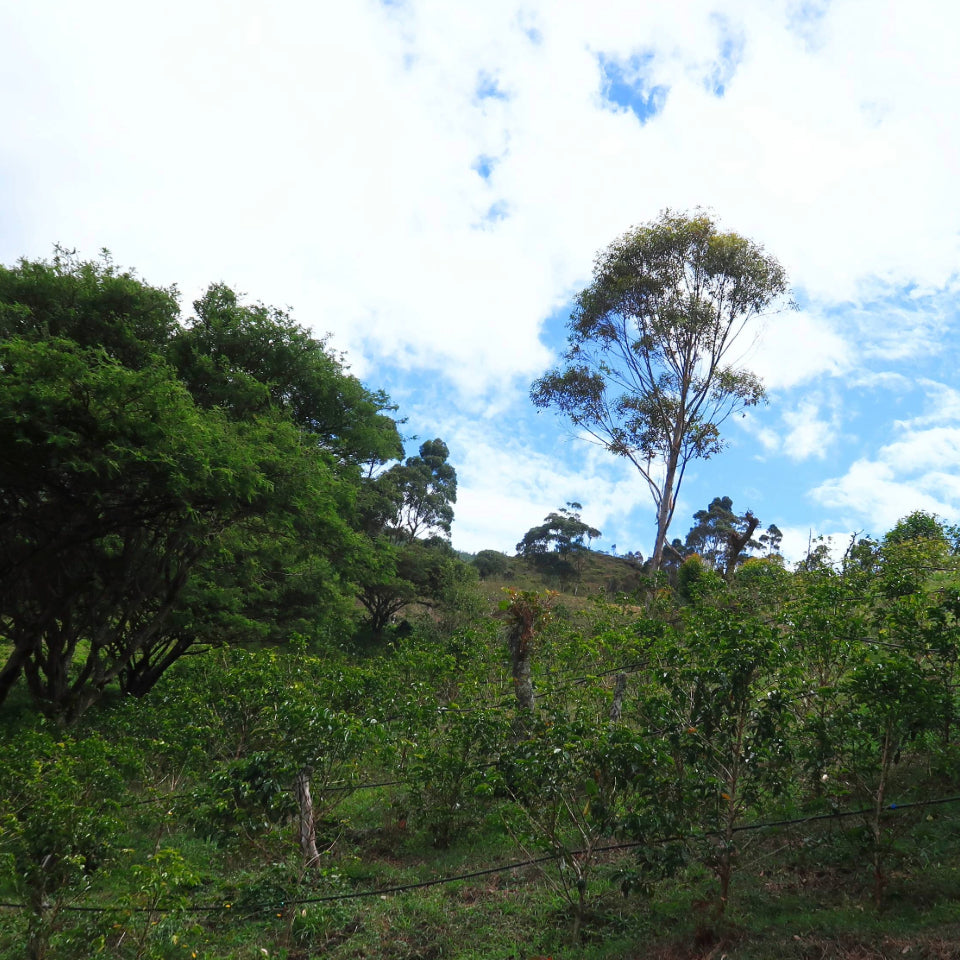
(531, 210), (790, 571)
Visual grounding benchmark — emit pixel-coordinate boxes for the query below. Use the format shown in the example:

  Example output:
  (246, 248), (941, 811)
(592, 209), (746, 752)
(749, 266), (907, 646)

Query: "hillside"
(4, 531), (960, 960)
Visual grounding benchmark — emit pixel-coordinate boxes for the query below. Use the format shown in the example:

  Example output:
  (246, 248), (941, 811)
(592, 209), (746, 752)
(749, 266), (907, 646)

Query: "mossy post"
(500, 589), (555, 720)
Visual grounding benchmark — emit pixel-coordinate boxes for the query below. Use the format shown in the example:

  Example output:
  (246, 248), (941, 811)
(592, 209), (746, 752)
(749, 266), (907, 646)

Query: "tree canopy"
(516, 503), (601, 559)
(684, 495), (782, 579)
(380, 439), (458, 541)
(516, 503), (601, 586)
(883, 510), (953, 550)
(0, 251), (412, 718)
(531, 210), (790, 572)
(354, 440), (461, 637)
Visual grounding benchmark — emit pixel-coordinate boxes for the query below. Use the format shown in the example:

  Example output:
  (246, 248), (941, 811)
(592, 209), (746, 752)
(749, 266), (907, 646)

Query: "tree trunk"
(651, 451), (680, 573)
(294, 768), (320, 867)
(609, 673), (627, 723)
(724, 513), (760, 580)
(512, 637), (535, 713)
(0, 641), (33, 706)
(716, 706), (746, 920)
(121, 635), (196, 698)
(871, 726), (894, 908)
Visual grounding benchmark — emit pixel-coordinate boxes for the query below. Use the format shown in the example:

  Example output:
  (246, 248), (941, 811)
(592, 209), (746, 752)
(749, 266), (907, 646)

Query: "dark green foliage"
(500, 709), (669, 940)
(516, 502), (601, 558)
(0, 247), (179, 368)
(379, 438), (458, 540)
(676, 553), (724, 601)
(472, 549), (512, 580)
(356, 440), (462, 635)
(0, 251), (410, 716)
(356, 536), (468, 638)
(0, 336), (275, 716)
(642, 604), (795, 917)
(2, 538), (960, 956)
(684, 495), (782, 579)
(7, 250), (960, 958)
(0, 728), (134, 958)
(171, 283), (402, 466)
(883, 510), (950, 549)
(516, 503), (601, 587)
(407, 708), (511, 848)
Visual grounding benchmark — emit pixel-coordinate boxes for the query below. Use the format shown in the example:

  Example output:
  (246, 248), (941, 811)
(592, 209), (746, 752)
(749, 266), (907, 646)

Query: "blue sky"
(2, 0), (959, 562)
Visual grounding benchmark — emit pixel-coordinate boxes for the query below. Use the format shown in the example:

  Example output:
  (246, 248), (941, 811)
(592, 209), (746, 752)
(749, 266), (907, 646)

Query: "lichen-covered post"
(500, 589), (555, 716)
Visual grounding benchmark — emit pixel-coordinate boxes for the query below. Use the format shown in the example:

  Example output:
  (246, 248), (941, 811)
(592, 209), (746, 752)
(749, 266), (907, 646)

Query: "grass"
(474, 551), (651, 606)
(137, 801), (960, 959)
(5, 743), (960, 960)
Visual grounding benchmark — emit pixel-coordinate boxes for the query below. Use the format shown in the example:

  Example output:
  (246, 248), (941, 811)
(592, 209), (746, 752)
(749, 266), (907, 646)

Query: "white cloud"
(811, 430), (960, 534)
(897, 380), (960, 428)
(739, 393), (840, 461)
(744, 309), (851, 390)
(4, 0), (960, 400)
(3, 0), (960, 560)
(836, 289), (958, 364)
(880, 427), (960, 474)
(435, 411), (655, 554)
(781, 396), (841, 461)
(776, 525), (859, 566)
(848, 371), (914, 392)
(738, 411), (781, 456)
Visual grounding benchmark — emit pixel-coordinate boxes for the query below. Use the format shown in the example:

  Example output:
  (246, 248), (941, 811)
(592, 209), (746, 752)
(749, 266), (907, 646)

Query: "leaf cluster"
(0, 250), (416, 717)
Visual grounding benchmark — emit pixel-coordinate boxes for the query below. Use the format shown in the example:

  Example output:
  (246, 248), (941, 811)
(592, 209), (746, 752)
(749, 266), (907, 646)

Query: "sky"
(2, 0), (959, 563)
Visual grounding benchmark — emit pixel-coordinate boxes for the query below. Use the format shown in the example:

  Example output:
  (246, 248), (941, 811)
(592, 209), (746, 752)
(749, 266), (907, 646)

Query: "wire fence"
(3, 793), (959, 919)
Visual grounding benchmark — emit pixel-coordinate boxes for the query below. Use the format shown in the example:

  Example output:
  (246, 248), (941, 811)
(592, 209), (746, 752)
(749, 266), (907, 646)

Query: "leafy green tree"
(516, 502), (601, 587)
(676, 553), (723, 602)
(379, 439), (458, 540)
(165, 280), (406, 655)
(117, 440), (366, 696)
(472, 549), (512, 580)
(0, 246), (178, 369)
(784, 542), (875, 794)
(356, 537), (464, 638)
(407, 707), (511, 848)
(873, 526), (960, 748)
(883, 510), (950, 550)
(649, 605), (794, 919)
(531, 210), (790, 571)
(501, 711), (664, 941)
(171, 283), (402, 467)
(757, 523), (784, 556)
(0, 338), (271, 716)
(685, 496), (755, 572)
(355, 440), (461, 636)
(0, 729), (133, 959)
(830, 649), (947, 905)
(684, 495), (781, 579)
(0, 253), (403, 715)
(120, 848), (201, 959)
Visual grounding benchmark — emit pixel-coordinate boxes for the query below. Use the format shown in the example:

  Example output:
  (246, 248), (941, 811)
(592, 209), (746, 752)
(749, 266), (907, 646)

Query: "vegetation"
(516, 502), (602, 591)
(3, 250), (960, 960)
(2, 521), (959, 958)
(530, 209), (791, 571)
(683, 495), (782, 579)
(0, 251), (457, 716)
(356, 439), (461, 638)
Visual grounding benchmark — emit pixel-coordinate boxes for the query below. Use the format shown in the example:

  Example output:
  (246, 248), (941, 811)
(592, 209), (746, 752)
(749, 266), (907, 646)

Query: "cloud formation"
(2, 0), (958, 558)
(4, 0), (959, 395)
